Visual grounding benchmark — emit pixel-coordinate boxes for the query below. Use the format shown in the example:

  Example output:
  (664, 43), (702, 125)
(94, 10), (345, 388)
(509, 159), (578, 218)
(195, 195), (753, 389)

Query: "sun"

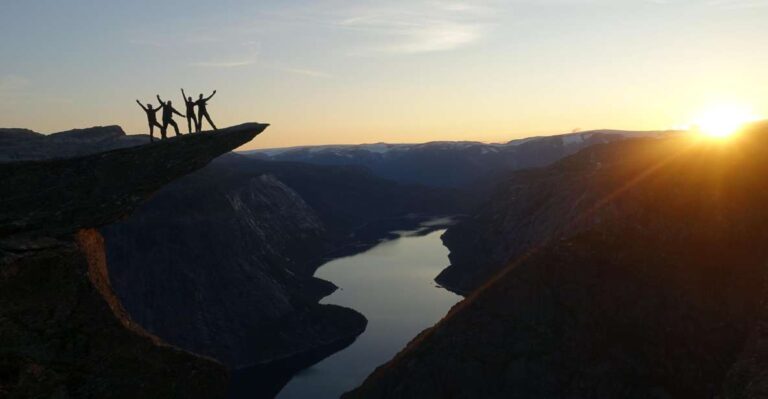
(691, 104), (759, 139)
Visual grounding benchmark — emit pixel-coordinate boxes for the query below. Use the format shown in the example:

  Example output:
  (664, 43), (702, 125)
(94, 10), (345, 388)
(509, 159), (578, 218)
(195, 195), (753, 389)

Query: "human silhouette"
(156, 94), (184, 138)
(136, 100), (163, 142)
(181, 88), (199, 134)
(195, 90), (218, 131)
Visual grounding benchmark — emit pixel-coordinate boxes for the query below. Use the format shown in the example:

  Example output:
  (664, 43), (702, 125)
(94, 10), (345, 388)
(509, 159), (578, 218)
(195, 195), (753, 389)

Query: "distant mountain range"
(245, 130), (678, 188)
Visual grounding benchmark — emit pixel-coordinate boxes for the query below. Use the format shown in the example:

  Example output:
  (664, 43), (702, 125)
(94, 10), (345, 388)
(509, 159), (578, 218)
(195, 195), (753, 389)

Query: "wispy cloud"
(387, 21), (483, 54)
(335, 1), (495, 55)
(276, 66), (332, 78)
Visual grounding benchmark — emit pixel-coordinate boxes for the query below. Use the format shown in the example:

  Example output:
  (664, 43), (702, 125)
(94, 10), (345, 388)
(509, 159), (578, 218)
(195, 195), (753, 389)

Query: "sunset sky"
(1, 0), (767, 150)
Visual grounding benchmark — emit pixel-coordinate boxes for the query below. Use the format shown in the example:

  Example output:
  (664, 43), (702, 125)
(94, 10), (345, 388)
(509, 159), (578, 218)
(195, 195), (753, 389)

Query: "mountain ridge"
(246, 129), (677, 188)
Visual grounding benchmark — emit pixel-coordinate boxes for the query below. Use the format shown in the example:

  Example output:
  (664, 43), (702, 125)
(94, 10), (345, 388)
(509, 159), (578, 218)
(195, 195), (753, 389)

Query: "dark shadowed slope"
(437, 131), (695, 294)
(345, 123), (768, 398)
(0, 124), (266, 398)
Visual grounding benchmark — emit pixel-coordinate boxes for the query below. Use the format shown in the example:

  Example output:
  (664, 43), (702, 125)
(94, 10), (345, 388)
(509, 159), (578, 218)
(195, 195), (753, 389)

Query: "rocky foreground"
(346, 122), (768, 398)
(0, 124), (266, 398)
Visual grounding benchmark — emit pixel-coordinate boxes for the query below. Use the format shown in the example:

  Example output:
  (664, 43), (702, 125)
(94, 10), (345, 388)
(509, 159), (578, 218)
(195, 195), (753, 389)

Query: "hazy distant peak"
(0, 128), (44, 145)
(0, 125), (147, 162)
(505, 129), (675, 146)
(48, 125), (126, 142)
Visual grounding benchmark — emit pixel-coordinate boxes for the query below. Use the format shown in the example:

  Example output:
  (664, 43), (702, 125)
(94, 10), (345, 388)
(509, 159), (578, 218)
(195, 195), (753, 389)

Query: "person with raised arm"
(156, 94), (184, 139)
(195, 90), (218, 131)
(181, 88), (199, 134)
(135, 99), (163, 142)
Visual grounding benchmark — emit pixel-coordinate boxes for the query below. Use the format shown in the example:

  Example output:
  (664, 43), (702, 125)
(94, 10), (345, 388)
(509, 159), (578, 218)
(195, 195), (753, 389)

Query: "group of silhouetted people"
(136, 89), (217, 141)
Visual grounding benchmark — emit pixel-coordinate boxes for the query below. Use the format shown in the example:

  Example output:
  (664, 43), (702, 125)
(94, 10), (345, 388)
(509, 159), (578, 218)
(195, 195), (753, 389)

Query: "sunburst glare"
(691, 104), (760, 139)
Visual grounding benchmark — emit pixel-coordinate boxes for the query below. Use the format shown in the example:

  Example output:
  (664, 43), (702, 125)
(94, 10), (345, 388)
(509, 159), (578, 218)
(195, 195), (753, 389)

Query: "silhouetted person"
(136, 100), (163, 142)
(195, 90), (217, 131)
(156, 94), (184, 138)
(181, 88), (199, 134)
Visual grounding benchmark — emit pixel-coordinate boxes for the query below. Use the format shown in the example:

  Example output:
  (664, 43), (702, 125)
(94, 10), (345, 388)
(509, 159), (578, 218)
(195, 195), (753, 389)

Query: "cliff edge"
(0, 123), (267, 398)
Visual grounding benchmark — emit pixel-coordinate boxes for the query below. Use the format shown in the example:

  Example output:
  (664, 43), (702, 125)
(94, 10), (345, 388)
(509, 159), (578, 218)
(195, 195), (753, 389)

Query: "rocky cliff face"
(345, 123), (768, 398)
(100, 161), (368, 369)
(0, 124), (267, 398)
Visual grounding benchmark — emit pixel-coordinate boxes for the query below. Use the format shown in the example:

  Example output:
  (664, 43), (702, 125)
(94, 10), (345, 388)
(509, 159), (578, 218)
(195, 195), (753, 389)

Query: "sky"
(1, 0), (767, 150)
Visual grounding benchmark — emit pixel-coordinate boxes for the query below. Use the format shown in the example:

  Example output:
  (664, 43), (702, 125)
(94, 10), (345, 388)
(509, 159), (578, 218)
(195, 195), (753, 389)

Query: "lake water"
(276, 225), (461, 398)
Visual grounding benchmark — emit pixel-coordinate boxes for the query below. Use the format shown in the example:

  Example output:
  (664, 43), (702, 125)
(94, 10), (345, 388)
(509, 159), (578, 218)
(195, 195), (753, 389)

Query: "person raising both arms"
(135, 99), (162, 142)
(195, 90), (217, 131)
(156, 94), (184, 139)
(181, 88), (199, 134)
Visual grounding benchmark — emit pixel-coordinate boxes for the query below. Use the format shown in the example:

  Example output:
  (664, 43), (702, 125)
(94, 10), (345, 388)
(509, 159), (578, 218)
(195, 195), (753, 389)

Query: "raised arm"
(156, 94), (164, 104)
(205, 90), (217, 101)
(181, 88), (187, 100)
(136, 100), (147, 111)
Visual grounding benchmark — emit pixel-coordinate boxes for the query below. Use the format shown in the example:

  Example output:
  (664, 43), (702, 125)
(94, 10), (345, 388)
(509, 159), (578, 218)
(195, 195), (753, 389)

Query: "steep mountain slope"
(0, 124), (266, 398)
(345, 123), (768, 398)
(217, 155), (466, 240)
(437, 158), (616, 294)
(248, 130), (673, 188)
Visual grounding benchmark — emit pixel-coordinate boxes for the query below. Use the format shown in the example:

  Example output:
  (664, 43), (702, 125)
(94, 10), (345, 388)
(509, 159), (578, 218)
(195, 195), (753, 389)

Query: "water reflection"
(276, 227), (461, 398)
